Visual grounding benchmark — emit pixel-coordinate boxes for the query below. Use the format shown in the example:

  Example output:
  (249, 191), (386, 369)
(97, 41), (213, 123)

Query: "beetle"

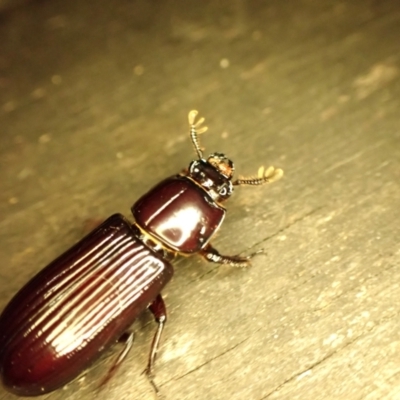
(0, 111), (283, 397)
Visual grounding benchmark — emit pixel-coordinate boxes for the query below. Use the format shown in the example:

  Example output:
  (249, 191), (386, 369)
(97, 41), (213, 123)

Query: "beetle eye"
(219, 184), (232, 197)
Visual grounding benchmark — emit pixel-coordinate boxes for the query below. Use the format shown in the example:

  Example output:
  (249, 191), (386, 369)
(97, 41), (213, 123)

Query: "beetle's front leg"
(200, 244), (262, 268)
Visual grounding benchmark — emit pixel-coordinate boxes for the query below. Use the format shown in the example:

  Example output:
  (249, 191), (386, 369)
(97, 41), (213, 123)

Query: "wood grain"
(0, 1), (399, 399)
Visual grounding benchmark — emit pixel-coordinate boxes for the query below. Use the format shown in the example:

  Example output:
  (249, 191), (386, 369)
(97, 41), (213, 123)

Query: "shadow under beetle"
(0, 111), (283, 396)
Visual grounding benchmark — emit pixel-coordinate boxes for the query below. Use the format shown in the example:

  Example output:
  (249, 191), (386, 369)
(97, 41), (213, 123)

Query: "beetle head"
(206, 153), (234, 179)
(188, 155), (234, 202)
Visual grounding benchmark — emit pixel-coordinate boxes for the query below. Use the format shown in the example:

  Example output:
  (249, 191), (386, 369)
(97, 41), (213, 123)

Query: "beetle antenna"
(233, 166), (284, 186)
(188, 110), (208, 159)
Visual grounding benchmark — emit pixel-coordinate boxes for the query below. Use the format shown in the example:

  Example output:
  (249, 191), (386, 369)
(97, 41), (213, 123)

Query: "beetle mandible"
(0, 111), (283, 396)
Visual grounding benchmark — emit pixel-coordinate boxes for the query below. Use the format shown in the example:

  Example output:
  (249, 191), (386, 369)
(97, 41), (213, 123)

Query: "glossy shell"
(0, 214), (173, 396)
(133, 175), (226, 253)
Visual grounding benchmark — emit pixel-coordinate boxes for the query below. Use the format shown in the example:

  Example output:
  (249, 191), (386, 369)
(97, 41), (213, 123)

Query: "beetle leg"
(200, 244), (262, 268)
(100, 331), (135, 387)
(144, 294), (167, 393)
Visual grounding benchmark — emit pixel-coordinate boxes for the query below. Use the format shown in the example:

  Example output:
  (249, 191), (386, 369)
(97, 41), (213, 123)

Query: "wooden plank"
(0, 1), (399, 399)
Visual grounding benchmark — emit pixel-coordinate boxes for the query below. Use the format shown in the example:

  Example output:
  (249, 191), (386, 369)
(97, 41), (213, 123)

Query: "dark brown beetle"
(0, 111), (283, 396)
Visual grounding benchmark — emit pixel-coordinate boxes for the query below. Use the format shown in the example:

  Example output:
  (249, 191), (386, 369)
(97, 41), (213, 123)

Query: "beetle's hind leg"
(200, 244), (263, 268)
(100, 331), (135, 387)
(143, 294), (167, 394)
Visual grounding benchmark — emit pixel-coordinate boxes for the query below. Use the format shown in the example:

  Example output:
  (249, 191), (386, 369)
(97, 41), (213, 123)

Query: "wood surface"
(0, 1), (399, 399)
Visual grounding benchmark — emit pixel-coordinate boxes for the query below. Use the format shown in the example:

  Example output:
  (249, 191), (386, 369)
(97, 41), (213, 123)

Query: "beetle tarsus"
(144, 371), (160, 396)
(200, 245), (259, 268)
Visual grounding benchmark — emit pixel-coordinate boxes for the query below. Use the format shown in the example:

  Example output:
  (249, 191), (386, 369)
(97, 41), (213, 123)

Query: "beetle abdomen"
(0, 214), (173, 396)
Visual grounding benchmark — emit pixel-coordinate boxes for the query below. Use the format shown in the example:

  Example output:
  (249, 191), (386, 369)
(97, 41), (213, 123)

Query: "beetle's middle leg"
(199, 244), (262, 268)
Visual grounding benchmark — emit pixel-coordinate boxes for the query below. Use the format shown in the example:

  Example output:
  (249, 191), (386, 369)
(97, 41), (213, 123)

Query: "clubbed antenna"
(188, 110), (208, 159)
(233, 166), (284, 186)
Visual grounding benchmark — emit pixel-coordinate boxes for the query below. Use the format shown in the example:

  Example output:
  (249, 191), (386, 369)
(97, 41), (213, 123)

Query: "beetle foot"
(232, 248), (265, 267)
(246, 248), (265, 259)
(201, 247), (251, 268)
(201, 245), (266, 268)
(143, 366), (160, 395)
